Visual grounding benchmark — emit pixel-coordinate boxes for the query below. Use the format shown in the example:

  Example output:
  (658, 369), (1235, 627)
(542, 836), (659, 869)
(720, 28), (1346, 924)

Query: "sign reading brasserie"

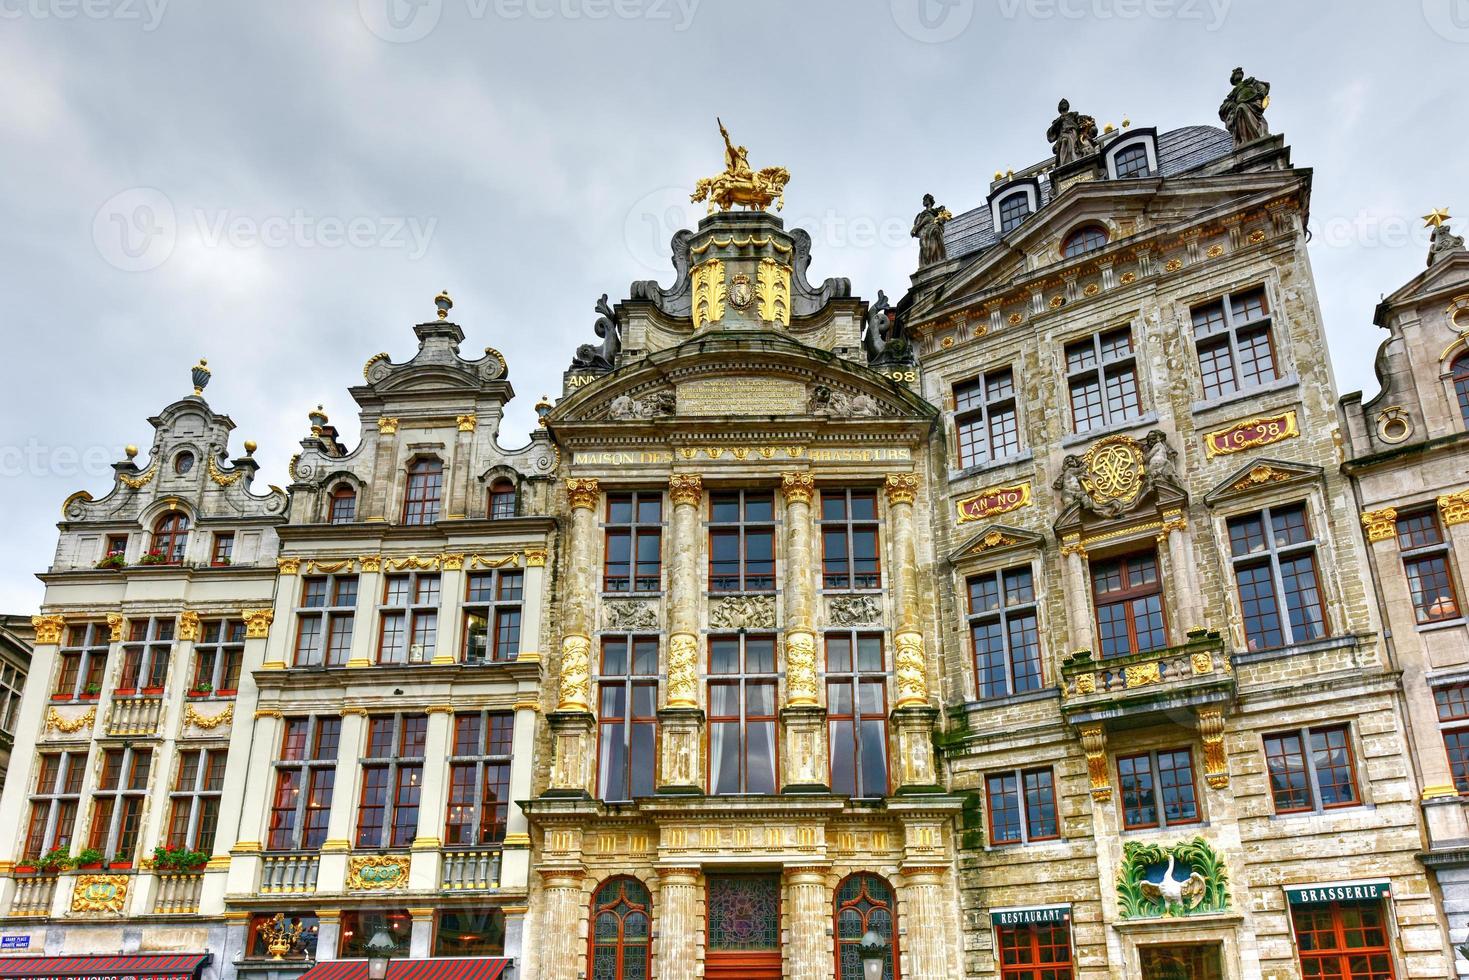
(1285, 881), (1390, 905)
(990, 905), (1069, 926)
(1203, 409), (1299, 458)
(956, 482), (1032, 524)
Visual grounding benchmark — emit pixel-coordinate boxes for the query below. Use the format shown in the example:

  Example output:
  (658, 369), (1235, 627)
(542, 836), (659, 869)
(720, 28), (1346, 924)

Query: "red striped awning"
(0, 954), (211, 979)
(296, 959), (511, 980)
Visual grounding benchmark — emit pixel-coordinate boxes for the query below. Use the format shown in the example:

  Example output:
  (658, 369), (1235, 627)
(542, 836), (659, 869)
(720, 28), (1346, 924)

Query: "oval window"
(174, 451), (195, 475)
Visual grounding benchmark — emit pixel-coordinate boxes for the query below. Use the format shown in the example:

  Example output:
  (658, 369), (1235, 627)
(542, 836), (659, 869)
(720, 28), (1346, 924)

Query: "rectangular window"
(954, 369), (1020, 468)
(377, 572), (439, 665)
(55, 622), (110, 699)
(708, 634), (778, 794)
(0, 662), (25, 735)
(1263, 724), (1359, 814)
(968, 565), (1042, 699)
(996, 922), (1074, 980)
(339, 909), (412, 958)
(1291, 900), (1396, 980)
(294, 574), (357, 667)
(1065, 326), (1141, 433)
(825, 633), (888, 798)
(597, 636), (659, 802)
(88, 746), (153, 862)
(118, 617), (174, 694)
(167, 748), (227, 850)
(986, 767), (1059, 845)
(1228, 503), (1328, 651)
(1435, 684), (1469, 794)
(268, 716), (340, 851)
(1091, 550), (1167, 658)
(210, 532), (235, 566)
(1191, 287), (1278, 400)
(402, 459), (443, 526)
(463, 568), (523, 663)
(24, 751), (85, 859)
(356, 714), (428, 849)
(1117, 749), (1200, 831)
(819, 490), (881, 589)
(433, 910), (506, 956)
(445, 711), (514, 846)
(105, 534), (128, 557)
(709, 491), (776, 592)
(1397, 510), (1463, 624)
(604, 492), (663, 593)
(191, 618), (245, 695)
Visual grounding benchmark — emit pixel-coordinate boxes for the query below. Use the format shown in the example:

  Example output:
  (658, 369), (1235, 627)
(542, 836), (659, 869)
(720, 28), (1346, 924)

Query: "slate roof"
(941, 125), (1237, 261)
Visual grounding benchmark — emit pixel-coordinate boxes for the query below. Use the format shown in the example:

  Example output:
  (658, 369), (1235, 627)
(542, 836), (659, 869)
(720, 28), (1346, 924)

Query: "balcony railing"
(261, 854), (320, 894)
(106, 697), (165, 737)
(1060, 630), (1234, 724)
(153, 873), (204, 914)
(441, 849), (501, 891)
(10, 874), (57, 916)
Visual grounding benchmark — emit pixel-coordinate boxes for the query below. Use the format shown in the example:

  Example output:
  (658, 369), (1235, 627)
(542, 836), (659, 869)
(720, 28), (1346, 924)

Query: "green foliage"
(37, 848), (74, 872)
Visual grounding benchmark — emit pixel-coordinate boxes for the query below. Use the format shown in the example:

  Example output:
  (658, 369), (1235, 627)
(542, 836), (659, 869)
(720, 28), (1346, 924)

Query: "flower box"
(13, 865), (37, 875)
(108, 861), (133, 871)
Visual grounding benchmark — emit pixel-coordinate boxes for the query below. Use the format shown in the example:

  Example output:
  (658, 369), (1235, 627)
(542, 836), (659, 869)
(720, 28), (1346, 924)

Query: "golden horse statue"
(690, 118), (790, 213)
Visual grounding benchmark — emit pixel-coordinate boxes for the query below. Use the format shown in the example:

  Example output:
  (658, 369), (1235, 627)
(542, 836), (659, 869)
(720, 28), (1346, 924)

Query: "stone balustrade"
(152, 872), (205, 914)
(440, 849), (501, 890)
(260, 854), (320, 894)
(1060, 630), (1234, 725)
(9, 875), (57, 916)
(105, 696), (165, 737)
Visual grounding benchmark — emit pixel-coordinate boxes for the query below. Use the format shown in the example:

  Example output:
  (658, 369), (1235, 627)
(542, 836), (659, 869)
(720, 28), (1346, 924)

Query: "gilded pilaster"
(885, 474), (928, 708)
(780, 471), (827, 790)
(656, 867), (701, 980)
(660, 475), (706, 793)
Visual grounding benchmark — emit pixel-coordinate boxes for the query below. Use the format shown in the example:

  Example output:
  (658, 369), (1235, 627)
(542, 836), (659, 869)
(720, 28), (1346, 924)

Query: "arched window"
(1453, 350), (1469, 428)
(835, 874), (897, 980)
(402, 458), (443, 526)
(1113, 142), (1151, 178)
(488, 478), (516, 520)
(998, 192), (1031, 235)
(328, 484), (356, 524)
(1063, 224), (1108, 258)
(590, 877), (651, 980)
(151, 512), (190, 564)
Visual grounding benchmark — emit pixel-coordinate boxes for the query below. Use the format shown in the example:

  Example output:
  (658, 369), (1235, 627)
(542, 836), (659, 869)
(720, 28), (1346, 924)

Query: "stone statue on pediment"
(1047, 99), (1099, 166)
(1219, 67), (1271, 148)
(912, 194), (952, 268)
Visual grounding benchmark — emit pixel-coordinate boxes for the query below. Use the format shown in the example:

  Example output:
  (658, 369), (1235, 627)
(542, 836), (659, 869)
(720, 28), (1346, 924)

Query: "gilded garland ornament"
(558, 634), (592, 711)
(784, 630), (818, 707)
(118, 463), (157, 490)
(893, 630), (929, 707)
(184, 703), (234, 730)
(666, 633), (699, 708)
(46, 707), (95, 734)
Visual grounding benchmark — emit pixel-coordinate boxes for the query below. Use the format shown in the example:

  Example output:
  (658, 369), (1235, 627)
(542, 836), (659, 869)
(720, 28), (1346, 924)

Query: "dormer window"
(151, 512), (190, 564)
(1063, 224), (1108, 258)
(1113, 144), (1150, 178)
(402, 458), (443, 526)
(998, 193), (1032, 235)
(329, 484), (357, 524)
(1105, 130), (1158, 180)
(489, 479), (516, 520)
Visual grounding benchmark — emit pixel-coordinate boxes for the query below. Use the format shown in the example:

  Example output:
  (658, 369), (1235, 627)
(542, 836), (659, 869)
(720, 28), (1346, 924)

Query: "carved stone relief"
(708, 594), (777, 630)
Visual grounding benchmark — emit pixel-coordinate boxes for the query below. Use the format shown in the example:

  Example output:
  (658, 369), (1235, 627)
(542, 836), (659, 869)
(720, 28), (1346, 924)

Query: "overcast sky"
(1, 0), (1465, 613)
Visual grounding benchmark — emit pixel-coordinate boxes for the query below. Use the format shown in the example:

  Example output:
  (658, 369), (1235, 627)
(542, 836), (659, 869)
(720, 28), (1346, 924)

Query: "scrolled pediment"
(948, 524), (1045, 565)
(1203, 458), (1322, 506)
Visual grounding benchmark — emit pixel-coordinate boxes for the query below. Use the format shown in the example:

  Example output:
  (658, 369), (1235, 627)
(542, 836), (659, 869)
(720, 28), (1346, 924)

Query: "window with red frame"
(1117, 749), (1200, 831)
(589, 877), (652, 980)
(709, 491), (775, 592)
(1091, 550), (1168, 658)
(463, 569), (522, 663)
(210, 531), (234, 566)
(1434, 684), (1469, 794)
(986, 767), (1059, 845)
(55, 622), (109, 699)
(167, 748), (226, 850)
(834, 874), (898, 980)
(119, 617), (174, 694)
(191, 618), (244, 695)
(151, 511), (190, 563)
(488, 478), (516, 519)
(604, 491), (663, 592)
(445, 710), (513, 846)
(24, 751), (84, 859)
(1291, 900), (1396, 980)
(1396, 510), (1462, 624)
(1454, 351), (1469, 428)
(996, 921), (1073, 980)
(819, 489), (881, 589)
(267, 716), (340, 851)
(401, 457), (443, 525)
(1228, 503), (1328, 650)
(1263, 724), (1359, 814)
(708, 634), (778, 794)
(88, 746), (152, 863)
(328, 483), (356, 524)
(104, 533), (128, 558)
(597, 636), (658, 802)
(356, 714), (427, 849)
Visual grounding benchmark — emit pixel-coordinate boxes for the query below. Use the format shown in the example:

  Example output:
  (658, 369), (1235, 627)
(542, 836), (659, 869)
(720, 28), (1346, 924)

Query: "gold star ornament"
(1424, 208), (1452, 229)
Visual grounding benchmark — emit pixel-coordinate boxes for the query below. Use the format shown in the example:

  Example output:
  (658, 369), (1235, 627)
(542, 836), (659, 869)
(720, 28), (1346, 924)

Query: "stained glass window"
(590, 877), (651, 980)
(835, 874), (896, 980)
(707, 874), (780, 952)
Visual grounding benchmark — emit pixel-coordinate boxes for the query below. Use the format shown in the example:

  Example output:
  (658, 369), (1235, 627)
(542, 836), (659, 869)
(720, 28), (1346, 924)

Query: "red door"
(706, 873), (782, 980)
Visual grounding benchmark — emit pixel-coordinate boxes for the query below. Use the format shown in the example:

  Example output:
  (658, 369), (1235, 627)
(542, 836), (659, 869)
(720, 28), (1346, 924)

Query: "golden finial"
(1006, 169), (1014, 179)
(434, 290), (453, 320)
(1103, 122), (1115, 134)
(124, 445), (139, 460)
(994, 170), (1004, 181)
(689, 118), (790, 214)
(1425, 208), (1453, 229)
(243, 440), (258, 456)
(191, 358), (211, 396)
(535, 395), (553, 427)
(1122, 116), (1131, 128)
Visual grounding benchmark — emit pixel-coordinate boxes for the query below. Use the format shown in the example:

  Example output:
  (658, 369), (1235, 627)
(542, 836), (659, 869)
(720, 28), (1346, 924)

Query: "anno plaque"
(677, 377), (806, 416)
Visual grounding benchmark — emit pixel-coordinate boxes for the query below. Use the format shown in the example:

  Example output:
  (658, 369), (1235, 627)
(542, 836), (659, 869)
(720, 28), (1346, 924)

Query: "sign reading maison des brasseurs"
(573, 446), (915, 466)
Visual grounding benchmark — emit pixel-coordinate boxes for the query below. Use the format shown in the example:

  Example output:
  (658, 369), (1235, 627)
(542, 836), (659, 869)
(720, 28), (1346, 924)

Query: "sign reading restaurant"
(1285, 880), (1391, 905)
(990, 904), (1070, 926)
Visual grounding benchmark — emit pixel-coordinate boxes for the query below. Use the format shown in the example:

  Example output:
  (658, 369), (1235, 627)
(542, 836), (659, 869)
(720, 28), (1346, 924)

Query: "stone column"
(434, 554), (465, 664)
(1059, 535), (1095, 655)
(314, 909), (342, 962)
(780, 472), (826, 791)
(447, 413), (476, 518)
(660, 474), (705, 793)
(899, 867), (960, 980)
(225, 710), (282, 897)
(537, 869), (589, 980)
(656, 867), (701, 980)
(548, 479), (599, 795)
(886, 473), (938, 789)
(409, 706), (453, 889)
(1159, 508), (1202, 638)
(785, 867), (832, 980)
(318, 708), (368, 893)
(346, 556), (382, 669)
(500, 697), (540, 888)
(259, 558), (299, 670)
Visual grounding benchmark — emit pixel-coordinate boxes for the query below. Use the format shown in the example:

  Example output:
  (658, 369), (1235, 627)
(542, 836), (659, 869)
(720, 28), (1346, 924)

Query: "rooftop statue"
(911, 193), (953, 268)
(691, 118), (791, 214)
(1426, 209), (1465, 268)
(1219, 67), (1271, 148)
(1047, 98), (1099, 167)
